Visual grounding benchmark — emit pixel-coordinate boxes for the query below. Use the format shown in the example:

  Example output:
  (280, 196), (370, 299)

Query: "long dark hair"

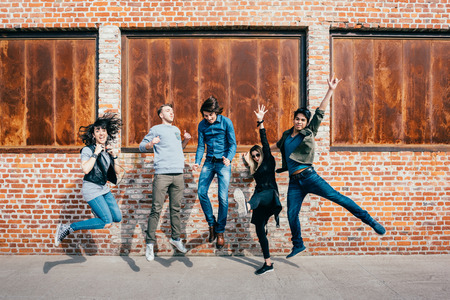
(78, 113), (122, 146)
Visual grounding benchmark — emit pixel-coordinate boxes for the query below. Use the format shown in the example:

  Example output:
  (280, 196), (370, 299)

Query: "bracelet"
(257, 120), (264, 127)
(91, 153), (98, 159)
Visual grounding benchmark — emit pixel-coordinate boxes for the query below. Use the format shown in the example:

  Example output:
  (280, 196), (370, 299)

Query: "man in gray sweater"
(139, 104), (191, 261)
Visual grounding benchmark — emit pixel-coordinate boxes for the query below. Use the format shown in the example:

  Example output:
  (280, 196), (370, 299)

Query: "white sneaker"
(169, 238), (187, 254)
(145, 243), (154, 261)
(234, 188), (248, 217)
(54, 223), (73, 247)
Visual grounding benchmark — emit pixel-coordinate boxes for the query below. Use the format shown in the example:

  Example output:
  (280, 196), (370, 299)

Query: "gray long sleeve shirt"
(139, 124), (185, 174)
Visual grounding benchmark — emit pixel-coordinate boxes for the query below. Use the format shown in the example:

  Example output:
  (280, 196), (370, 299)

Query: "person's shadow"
(43, 233), (97, 274)
(155, 256), (193, 268)
(114, 165), (141, 272)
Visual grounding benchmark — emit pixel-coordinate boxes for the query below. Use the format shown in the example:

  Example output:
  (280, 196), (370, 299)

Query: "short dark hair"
(200, 96), (223, 115)
(157, 103), (173, 118)
(294, 108), (311, 123)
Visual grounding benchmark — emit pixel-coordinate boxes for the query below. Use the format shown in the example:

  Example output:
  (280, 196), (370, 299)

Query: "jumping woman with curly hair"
(55, 113), (123, 246)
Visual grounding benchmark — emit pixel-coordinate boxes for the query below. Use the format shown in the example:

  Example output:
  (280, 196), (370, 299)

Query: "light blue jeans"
(287, 169), (371, 248)
(197, 161), (231, 233)
(71, 192), (122, 231)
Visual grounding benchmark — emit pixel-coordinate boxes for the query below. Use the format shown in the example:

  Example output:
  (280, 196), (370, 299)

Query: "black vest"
(82, 145), (117, 185)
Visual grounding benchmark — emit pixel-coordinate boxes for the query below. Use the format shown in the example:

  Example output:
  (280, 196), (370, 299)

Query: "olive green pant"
(145, 174), (184, 244)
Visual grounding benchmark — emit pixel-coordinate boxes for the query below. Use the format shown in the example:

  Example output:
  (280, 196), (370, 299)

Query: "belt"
(290, 167), (314, 181)
(207, 156), (223, 163)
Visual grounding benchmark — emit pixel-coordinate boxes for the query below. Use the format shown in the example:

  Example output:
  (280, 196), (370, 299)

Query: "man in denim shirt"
(193, 96), (237, 249)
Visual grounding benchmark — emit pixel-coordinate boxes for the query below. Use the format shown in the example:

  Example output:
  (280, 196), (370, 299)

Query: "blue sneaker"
(371, 220), (386, 235)
(365, 217), (386, 235)
(286, 245), (306, 259)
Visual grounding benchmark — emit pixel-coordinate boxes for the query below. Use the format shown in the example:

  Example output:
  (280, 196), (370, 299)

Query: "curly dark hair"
(78, 113), (122, 146)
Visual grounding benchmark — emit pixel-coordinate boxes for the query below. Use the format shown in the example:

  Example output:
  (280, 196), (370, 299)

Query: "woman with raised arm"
(234, 104), (282, 275)
(54, 114), (123, 246)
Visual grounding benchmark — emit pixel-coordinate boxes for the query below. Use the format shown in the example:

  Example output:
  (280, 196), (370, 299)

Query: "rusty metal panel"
(430, 40), (450, 144)
(55, 40), (75, 146)
(374, 39), (404, 145)
(332, 38), (355, 145)
(404, 39), (431, 144)
(198, 39), (230, 122)
(122, 36), (302, 149)
(279, 39), (299, 142)
(148, 39), (170, 125)
(259, 39), (280, 144)
(0, 37), (96, 150)
(0, 40), (26, 146)
(230, 39), (258, 145)
(26, 40), (55, 146)
(171, 39), (199, 141)
(332, 36), (448, 148)
(74, 39), (96, 146)
(127, 38), (150, 147)
(354, 39), (375, 144)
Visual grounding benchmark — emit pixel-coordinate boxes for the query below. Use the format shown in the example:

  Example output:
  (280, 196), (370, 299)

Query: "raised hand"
(254, 104), (268, 122)
(327, 74), (342, 90)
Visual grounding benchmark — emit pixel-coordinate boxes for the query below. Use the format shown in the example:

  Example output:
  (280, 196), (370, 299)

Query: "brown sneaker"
(216, 232), (224, 249)
(208, 226), (216, 243)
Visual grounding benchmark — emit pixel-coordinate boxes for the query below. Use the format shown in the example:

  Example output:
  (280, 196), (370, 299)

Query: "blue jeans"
(71, 192), (122, 231)
(198, 161), (231, 233)
(287, 169), (370, 248)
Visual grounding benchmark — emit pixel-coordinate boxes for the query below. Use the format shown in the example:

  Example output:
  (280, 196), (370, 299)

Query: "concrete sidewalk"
(0, 254), (449, 300)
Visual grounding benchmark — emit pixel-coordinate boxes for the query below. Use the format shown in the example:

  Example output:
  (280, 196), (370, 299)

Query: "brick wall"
(0, 0), (449, 256)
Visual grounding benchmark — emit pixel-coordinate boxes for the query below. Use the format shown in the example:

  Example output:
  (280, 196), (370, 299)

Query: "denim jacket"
(276, 109), (325, 173)
(82, 145), (117, 185)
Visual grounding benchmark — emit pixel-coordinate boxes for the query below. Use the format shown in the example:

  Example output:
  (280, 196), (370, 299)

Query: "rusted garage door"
(331, 35), (449, 151)
(0, 36), (97, 152)
(121, 33), (305, 151)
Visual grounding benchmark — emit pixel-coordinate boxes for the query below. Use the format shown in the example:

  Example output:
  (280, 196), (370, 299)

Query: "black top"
(251, 128), (282, 226)
(253, 128), (278, 193)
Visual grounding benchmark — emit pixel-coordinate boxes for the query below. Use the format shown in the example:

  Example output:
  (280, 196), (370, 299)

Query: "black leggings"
(249, 190), (276, 259)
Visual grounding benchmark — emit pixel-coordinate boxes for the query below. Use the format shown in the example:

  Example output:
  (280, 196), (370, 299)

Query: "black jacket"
(82, 145), (117, 186)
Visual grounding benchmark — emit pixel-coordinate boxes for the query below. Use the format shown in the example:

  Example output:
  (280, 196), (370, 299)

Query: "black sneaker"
(255, 263), (274, 275)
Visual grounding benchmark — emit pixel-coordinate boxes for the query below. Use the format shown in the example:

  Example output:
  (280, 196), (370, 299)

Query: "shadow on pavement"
(154, 256), (193, 268)
(43, 255), (87, 274)
(120, 254), (140, 272)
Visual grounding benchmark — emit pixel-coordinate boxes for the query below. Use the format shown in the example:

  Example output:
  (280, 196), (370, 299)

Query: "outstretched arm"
(254, 104), (267, 130)
(255, 105), (271, 155)
(318, 74), (342, 111)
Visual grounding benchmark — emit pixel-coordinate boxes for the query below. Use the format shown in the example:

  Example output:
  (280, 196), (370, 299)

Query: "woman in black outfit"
(234, 105), (282, 275)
